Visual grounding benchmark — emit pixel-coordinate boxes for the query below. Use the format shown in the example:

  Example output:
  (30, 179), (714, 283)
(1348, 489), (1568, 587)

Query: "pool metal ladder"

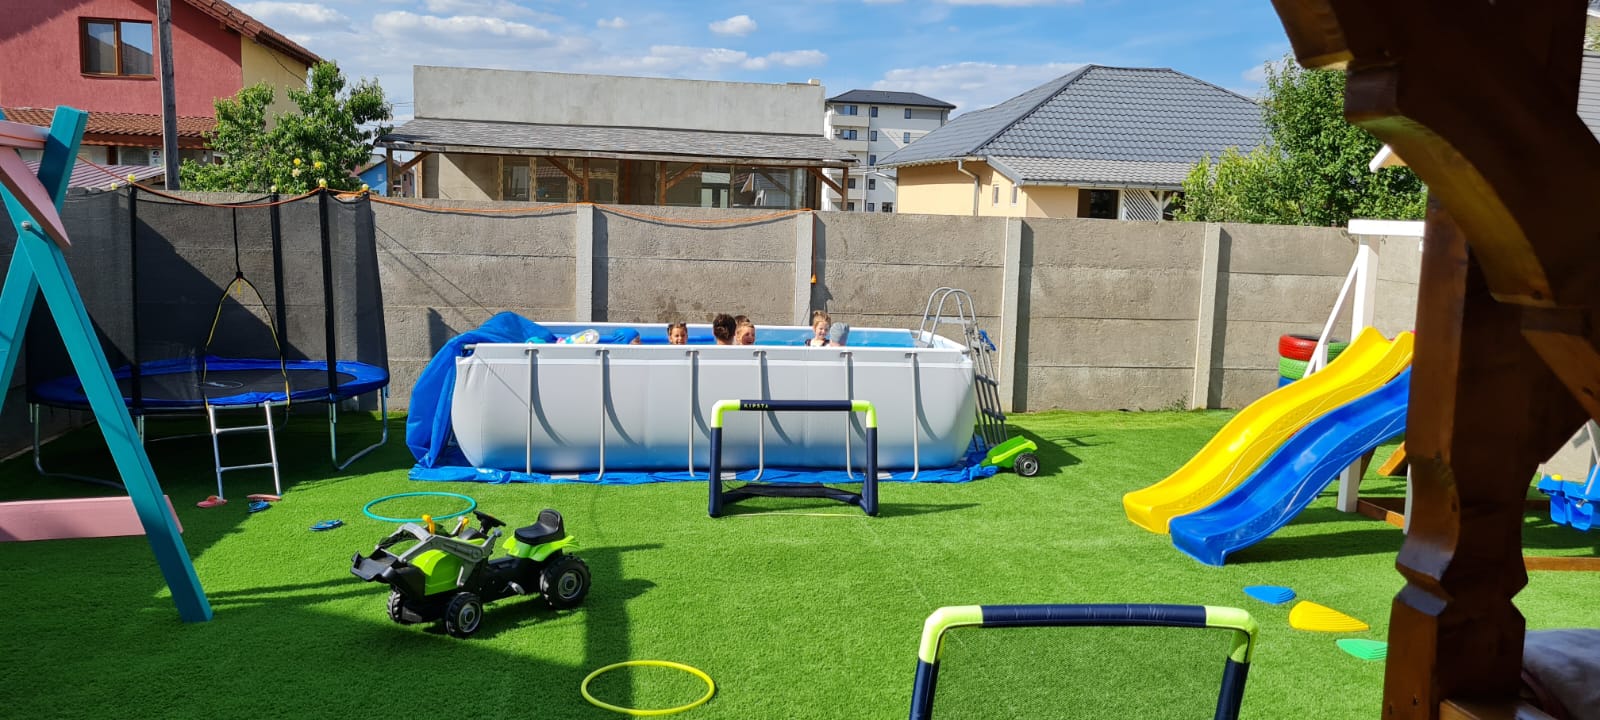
(206, 401), (283, 500)
(918, 287), (1009, 454)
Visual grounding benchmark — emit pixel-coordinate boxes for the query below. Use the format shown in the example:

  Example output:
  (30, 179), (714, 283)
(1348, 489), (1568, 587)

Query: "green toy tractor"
(350, 508), (590, 638)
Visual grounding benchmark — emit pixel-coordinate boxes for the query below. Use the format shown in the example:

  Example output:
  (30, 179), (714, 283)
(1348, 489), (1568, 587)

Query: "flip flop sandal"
(196, 495), (227, 508)
(248, 500), (271, 513)
(247, 493), (282, 502)
(311, 520), (344, 531)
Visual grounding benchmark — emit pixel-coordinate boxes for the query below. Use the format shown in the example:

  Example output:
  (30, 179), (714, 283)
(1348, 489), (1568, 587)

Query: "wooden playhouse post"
(0, 107), (211, 622)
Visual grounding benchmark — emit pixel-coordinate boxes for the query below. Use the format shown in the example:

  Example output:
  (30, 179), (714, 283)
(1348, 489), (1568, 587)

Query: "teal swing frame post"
(0, 107), (211, 622)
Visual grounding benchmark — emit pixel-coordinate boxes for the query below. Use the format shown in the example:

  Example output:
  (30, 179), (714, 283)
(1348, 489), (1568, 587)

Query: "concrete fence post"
(999, 218), (1023, 413)
(1190, 223), (1223, 409)
(793, 212), (813, 325)
(574, 204), (594, 321)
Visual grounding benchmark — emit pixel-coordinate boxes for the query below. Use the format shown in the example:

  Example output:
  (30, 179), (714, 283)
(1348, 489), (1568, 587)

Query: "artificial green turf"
(1, 409), (1596, 719)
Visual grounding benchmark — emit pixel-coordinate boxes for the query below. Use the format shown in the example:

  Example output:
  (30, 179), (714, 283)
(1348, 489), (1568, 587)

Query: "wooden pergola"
(1267, 1), (1598, 718)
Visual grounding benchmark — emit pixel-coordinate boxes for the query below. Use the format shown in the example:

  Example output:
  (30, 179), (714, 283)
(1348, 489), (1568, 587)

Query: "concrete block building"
(822, 90), (954, 212)
(380, 67), (856, 209)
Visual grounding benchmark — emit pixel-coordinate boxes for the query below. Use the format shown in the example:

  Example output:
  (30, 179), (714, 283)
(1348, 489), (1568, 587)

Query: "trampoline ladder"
(206, 402), (282, 500)
(917, 287), (1011, 453)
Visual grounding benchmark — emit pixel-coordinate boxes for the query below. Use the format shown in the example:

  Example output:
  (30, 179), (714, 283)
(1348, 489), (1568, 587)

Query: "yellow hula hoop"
(581, 660), (716, 716)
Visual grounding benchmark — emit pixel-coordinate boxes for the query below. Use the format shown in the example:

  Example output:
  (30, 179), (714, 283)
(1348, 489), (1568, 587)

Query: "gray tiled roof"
(879, 65), (1265, 187)
(381, 117), (857, 165)
(991, 157), (1195, 189)
(826, 89), (955, 109)
(1581, 53), (1600, 139)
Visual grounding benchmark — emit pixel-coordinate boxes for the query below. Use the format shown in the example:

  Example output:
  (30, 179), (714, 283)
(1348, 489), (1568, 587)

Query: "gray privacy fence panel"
(1212, 223), (1358, 409)
(814, 212), (1004, 336)
(595, 206), (795, 325)
(370, 198), (577, 398)
(1019, 218), (1205, 411)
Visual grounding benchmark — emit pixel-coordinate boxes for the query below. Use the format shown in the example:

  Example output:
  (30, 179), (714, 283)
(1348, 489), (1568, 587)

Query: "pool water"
(556, 325), (920, 348)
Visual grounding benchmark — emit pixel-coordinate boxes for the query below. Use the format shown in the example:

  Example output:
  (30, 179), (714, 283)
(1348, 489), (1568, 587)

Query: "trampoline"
(26, 188), (390, 498)
(32, 357), (389, 411)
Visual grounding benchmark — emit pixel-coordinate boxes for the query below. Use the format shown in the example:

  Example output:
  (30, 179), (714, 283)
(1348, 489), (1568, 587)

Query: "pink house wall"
(0, 0), (242, 116)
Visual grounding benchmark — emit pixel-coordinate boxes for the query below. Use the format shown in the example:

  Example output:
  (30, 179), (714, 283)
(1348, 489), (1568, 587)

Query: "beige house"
(379, 67), (856, 209)
(880, 65), (1266, 220)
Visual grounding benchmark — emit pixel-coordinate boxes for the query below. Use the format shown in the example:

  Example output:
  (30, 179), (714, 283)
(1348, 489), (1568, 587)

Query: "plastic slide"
(1169, 368), (1411, 565)
(1123, 327), (1414, 533)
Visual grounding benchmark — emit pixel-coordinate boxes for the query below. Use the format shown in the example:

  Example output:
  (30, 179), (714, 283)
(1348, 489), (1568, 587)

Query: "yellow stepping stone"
(1289, 601), (1369, 632)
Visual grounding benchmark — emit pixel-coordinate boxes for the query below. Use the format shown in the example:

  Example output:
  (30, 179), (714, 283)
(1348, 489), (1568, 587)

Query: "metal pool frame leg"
(331, 386), (390, 471)
(707, 399), (879, 518)
(908, 604), (1259, 720)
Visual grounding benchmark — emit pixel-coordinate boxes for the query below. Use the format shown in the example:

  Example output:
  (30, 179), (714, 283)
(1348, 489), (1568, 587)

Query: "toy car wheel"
(541, 555), (591, 609)
(387, 589), (422, 625)
(443, 592), (484, 638)
(1014, 453), (1041, 477)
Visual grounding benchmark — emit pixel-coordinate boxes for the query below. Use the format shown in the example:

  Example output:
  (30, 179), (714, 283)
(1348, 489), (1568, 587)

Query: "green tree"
(182, 62), (392, 193)
(1175, 58), (1426, 226)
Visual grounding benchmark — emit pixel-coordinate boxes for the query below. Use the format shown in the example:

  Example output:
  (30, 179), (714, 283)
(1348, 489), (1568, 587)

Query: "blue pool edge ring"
(581, 660), (716, 716)
(362, 491), (477, 524)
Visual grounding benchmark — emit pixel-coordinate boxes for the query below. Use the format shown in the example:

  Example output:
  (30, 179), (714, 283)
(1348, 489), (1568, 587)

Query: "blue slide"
(1170, 368), (1410, 566)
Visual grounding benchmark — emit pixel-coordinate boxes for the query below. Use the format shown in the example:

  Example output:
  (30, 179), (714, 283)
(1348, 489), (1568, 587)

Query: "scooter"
(351, 508), (590, 638)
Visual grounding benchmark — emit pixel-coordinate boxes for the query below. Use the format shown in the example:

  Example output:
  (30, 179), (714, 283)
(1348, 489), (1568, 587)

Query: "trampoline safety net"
(24, 188), (388, 413)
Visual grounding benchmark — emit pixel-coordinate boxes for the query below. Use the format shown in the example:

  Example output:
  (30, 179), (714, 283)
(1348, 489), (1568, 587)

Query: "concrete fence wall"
(367, 200), (1420, 414)
(16, 192), (1424, 451)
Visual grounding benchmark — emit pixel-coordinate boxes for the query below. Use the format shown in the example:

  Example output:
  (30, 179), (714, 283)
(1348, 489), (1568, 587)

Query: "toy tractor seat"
(514, 509), (566, 546)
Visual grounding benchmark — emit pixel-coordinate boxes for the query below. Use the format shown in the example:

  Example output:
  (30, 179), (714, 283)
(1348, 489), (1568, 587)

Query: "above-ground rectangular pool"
(450, 322), (977, 473)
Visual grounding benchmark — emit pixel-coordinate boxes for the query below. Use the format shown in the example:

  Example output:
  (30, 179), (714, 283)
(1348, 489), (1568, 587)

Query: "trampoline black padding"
(32, 357), (389, 411)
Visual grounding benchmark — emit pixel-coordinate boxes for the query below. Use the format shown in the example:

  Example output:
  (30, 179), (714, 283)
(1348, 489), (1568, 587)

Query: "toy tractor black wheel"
(1014, 453), (1041, 477)
(541, 555), (591, 610)
(387, 589), (424, 625)
(443, 592), (484, 638)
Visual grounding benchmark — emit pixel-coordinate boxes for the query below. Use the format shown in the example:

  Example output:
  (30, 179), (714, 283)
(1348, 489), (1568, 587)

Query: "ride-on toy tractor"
(350, 508), (590, 638)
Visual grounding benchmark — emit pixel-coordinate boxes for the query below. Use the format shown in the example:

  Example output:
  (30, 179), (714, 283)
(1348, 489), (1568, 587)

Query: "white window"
(847, 178), (857, 189)
(882, 202), (894, 213)
(867, 202), (876, 211)
(1011, 185), (1019, 206)
(903, 132), (911, 144)
(870, 130), (878, 141)
(868, 154), (876, 166)
(847, 202), (856, 210)
(838, 129), (857, 140)
(870, 106), (879, 118)
(904, 108), (912, 119)
(992, 184), (999, 205)
(868, 178), (876, 190)
(844, 104), (858, 115)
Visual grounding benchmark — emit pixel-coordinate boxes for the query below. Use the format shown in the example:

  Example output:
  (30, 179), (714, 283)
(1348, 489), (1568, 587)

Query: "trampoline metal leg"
(30, 402), (123, 489)
(332, 387), (389, 471)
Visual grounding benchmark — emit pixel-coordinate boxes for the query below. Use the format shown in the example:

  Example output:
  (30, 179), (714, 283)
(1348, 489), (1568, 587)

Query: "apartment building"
(822, 90), (953, 212)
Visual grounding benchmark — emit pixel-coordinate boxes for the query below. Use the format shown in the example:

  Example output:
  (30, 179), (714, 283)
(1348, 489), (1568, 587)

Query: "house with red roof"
(0, 0), (321, 175)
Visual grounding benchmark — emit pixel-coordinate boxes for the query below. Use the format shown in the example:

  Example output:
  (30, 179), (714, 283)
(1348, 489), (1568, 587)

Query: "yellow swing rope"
(201, 205), (291, 410)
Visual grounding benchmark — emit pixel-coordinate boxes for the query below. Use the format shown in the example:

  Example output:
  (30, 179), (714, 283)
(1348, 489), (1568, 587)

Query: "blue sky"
(239, 0), (1295, 123)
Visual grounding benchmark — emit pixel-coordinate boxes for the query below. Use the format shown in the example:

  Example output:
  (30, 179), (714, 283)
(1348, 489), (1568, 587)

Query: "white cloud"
(372, 12), (555, 46)
(596, 16), (628, 29)
(873, 61), (1083, 114)
(237, 2), (350, 30)
(1241, 64), (1268, 85)
(941, 0), (1083, 5)
(420, 0), (550, 20)
(709, 14), (758, 36)
(766, 50), (827, 67)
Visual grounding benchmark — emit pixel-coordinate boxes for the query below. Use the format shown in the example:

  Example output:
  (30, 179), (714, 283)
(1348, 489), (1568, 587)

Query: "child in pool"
(711, 313), (736, 345)
(733, 315), (756, 345)
(806, 310), (831, 347)
(667, 322), (688, 345)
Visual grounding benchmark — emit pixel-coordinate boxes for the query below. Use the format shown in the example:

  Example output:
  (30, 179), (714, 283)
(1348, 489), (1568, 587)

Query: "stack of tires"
(1277, 334), (1348, 387)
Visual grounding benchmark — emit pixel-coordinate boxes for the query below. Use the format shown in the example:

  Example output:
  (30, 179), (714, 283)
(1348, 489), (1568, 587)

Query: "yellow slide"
(1123, 327), (1415, 533)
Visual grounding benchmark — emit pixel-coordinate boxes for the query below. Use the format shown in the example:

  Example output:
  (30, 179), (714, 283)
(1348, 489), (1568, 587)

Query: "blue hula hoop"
(363, 491), (478, 523)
